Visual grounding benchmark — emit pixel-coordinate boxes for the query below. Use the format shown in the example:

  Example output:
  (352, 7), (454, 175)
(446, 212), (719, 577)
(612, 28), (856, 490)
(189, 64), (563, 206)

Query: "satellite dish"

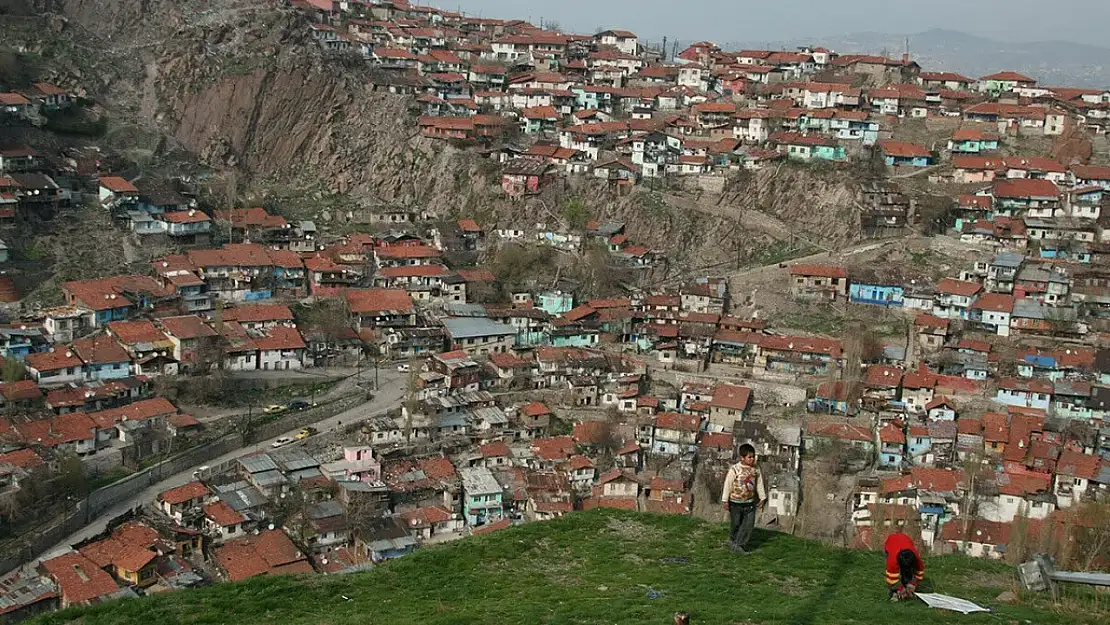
(268, 523), (275, 531)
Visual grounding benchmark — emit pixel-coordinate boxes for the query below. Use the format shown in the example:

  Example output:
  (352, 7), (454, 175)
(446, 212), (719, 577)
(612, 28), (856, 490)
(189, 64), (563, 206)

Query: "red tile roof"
(70, 335), (129, 364)
(654, 412), (700, 432)
(0, 380), (43, 401)
(253, 326), (306, 351)
(521, 402), (553, 417)
(971, 293), (1015, 313)
(881, 467), (962, 494)
(162, 209), (210, 224)
(993, 178), (1060, 199)
(215, 530), (312, 582)
(532, 436), (575, 461)
(951, 128), (999, 141)
(1056, 450), (1101, 480)
(41, 552), (121, 605)
(158, 315), (217, 340)
(758, 334), (842, 358)
(936, 278), (982, 297)
(879, 422), (905, 444)
(63, 275), (172, 311)
(0, 447), (44, 469)
(108, 320), (170, 347)
(400, 505), (453, 528)
(86, 397), (177, 430)
(710, 384), (751, 411)
(418, 456), (458, 482)
(159, 480), (210, 505)
(15, 412), (96, 447)
(25, 348), (83, 372)
(981, 71), (1036, 83)
(344, 288), (415, 314)
(204, 500), (246, 527)
(914, 313), (949, 329)
(879, 140), (930, 159)
(98, 176), (138, 194)
(865, 365), (904, 388)
(479, 441), (510, 458)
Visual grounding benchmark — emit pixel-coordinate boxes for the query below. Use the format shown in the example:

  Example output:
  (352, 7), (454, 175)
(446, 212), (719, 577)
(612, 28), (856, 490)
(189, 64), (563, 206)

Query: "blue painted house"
(0, 327), (36, 361)
(63, 280), (136, 326)
(880, 141), (933, 167)
(536, 291), (574, 315)
(907, 425), (931, 465)
(849, 281), (904, 307)
(947, 129), (1000, 154)
(71, 335), (132, 381)
(995, 378), (1053, 411)
(809, 380), (856, 415)
(878, 423), (905, 468)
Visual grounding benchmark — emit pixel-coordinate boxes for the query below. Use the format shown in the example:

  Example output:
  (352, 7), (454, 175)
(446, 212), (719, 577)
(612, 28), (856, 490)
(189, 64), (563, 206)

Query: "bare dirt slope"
(24, 0), (869, 272)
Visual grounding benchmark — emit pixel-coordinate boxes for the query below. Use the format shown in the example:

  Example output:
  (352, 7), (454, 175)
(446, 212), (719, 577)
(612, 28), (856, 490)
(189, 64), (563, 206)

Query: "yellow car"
(294, 427), (317, 440)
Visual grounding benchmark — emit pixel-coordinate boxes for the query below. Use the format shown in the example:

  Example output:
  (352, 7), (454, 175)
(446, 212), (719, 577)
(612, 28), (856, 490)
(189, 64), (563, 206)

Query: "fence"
(0, 393), (366, 576)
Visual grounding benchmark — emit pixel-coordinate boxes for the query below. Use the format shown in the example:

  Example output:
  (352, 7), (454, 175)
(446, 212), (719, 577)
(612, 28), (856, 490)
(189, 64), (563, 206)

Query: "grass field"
(34, 510), (1107, 625)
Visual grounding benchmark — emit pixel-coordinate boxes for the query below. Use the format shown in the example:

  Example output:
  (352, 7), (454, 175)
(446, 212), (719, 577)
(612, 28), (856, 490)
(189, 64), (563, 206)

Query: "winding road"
(38, 369), (408, 563)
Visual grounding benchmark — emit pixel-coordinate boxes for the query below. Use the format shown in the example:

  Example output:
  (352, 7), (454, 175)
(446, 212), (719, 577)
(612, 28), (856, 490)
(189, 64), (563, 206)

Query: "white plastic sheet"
(915, 592), (991, 614)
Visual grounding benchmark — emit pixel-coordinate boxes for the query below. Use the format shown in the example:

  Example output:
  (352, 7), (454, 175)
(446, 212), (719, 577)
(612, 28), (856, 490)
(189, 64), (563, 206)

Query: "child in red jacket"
(884, 532), (924, 601)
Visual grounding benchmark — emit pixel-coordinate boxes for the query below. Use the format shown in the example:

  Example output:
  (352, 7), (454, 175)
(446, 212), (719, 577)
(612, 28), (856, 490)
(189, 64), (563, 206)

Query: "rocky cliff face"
(32, 0), (852, 269)
(722, 165), (864, 249)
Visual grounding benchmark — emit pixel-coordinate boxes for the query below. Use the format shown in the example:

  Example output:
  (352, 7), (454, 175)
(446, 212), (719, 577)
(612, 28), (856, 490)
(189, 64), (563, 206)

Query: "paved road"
(39, 369), (408, 562)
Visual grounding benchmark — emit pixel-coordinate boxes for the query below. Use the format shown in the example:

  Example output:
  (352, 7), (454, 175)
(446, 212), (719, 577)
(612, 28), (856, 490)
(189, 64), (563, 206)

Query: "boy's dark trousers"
(728, 501), (757, 548)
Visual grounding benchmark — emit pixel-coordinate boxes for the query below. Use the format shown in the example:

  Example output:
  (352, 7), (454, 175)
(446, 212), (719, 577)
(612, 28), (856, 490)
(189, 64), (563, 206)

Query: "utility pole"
(403, 353), (418, 444)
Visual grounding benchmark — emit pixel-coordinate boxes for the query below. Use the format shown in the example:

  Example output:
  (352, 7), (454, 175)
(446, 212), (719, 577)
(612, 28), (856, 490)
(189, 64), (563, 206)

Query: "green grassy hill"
(35, 510), (1106, 625)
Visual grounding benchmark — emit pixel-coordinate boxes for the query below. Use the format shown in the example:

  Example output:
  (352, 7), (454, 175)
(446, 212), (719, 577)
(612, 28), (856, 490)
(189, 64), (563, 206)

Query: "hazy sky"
(453, 1), (1110, 47)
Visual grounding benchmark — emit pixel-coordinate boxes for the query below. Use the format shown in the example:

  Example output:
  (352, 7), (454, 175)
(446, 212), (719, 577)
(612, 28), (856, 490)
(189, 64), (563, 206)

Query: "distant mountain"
(728, 29), (1110, 88)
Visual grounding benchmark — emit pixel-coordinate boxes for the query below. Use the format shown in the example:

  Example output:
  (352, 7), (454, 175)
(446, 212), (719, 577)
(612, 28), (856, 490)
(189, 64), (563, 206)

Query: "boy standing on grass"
(721, 443), (766, 555)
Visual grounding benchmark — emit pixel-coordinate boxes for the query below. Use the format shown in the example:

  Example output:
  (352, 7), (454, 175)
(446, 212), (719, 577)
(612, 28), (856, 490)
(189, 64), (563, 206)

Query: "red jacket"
(884, 533), (924, 587)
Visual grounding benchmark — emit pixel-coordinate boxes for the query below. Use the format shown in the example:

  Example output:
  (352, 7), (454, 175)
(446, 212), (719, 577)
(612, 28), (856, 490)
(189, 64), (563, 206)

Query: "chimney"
(902, 52), (910, 65)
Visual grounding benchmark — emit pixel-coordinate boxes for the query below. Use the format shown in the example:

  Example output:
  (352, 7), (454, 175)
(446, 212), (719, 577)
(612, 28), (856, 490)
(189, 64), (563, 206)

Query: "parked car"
(294, 427), (317, 440)
(287, 398), (311, 411)
(271, 437), (293, 448)
(263, 404), (286, 415)
(397, 364), (411, 373)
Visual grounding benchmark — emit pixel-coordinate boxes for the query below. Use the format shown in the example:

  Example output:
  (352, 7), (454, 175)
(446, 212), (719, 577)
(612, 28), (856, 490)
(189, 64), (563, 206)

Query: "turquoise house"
(849, 282), (904, 307)
(947, 130), (999, 154)
(459, 466), (504, 527)
(551, 328), (599, 347)
(778, 134), (847, 162)
(880, 141), (933, 167)
(536, 291), (574, 315)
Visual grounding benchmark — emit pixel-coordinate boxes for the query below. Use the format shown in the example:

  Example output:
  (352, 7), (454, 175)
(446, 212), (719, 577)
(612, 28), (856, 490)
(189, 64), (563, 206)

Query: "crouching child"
(884, 531), (925, 601)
